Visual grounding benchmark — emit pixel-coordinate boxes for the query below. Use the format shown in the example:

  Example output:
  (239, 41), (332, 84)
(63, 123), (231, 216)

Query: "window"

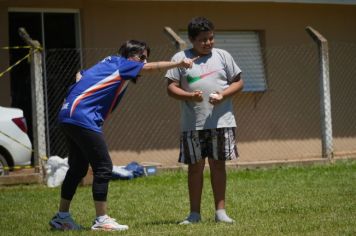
(179, 31), (267, 92)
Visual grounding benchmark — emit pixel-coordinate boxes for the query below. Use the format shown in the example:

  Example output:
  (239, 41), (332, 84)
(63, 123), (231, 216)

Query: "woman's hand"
(180, 56), (200, 69)
(75, 71), (82, 82)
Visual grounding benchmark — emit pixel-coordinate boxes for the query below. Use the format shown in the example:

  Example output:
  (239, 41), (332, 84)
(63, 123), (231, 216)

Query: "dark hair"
(118, 40), (150, 58)
(188, 17), (215, 40)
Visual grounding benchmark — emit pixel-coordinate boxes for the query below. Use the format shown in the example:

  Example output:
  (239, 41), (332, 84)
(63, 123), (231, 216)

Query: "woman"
(49, 40), (196, 231)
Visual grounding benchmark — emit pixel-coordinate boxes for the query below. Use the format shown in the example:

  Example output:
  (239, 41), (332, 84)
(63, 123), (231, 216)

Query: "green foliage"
(0, 160), (355, 235)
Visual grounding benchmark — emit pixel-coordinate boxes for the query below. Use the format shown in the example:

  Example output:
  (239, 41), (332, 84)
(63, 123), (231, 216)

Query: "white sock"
(58, 211), (70, 218)
(215, 209), (234, 223)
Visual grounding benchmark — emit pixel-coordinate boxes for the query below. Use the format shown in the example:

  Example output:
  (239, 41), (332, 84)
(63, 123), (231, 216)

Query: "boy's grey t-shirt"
(165, 48), (242, 132)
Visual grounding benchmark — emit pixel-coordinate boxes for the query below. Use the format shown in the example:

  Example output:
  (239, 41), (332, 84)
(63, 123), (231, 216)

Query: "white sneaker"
(215, 215), (235, 223)
(91, 216), (128, 231)
(179, 212), (201, 225)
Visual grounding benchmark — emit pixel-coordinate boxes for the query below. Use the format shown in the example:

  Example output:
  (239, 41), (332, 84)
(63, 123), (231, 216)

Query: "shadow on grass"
(142, 220), (180, 226)
(142, 218), (225, 226)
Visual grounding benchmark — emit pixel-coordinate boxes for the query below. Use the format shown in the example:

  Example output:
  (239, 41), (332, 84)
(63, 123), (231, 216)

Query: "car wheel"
(0, 153), (9, 176)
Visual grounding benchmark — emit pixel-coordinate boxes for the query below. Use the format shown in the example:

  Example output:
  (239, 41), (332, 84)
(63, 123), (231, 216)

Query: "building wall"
(1, 1), (355, 166)
(2, 1), (354, 49)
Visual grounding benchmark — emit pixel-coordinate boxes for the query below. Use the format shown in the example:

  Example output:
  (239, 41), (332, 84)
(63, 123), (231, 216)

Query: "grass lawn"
(0, 159), (355, 235)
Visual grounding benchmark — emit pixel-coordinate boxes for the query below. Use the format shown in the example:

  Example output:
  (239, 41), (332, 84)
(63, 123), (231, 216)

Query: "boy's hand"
(190, 90), (203, 102)
(209, 92), (224, 105)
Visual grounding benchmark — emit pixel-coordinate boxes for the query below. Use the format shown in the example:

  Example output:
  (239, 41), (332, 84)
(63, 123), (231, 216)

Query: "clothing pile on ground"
(111, 161), (145, 180)
(45, 157), (146, 187)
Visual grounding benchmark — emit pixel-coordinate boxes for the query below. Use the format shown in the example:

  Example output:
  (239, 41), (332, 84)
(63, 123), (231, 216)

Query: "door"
(8, 10), (81, 159)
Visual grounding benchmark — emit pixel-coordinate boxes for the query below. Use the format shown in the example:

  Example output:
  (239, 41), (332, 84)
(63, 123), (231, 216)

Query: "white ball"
(209, 93), (219, 99)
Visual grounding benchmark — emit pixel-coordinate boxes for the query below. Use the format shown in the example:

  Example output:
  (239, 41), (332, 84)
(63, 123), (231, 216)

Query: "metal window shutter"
(215, 32), (267, 92)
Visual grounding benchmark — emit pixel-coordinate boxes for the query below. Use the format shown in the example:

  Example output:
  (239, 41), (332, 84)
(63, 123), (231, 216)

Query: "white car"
(0, 106), (32, 175)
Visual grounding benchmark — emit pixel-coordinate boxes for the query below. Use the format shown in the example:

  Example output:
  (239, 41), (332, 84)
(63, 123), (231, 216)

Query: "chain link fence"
(329, 42), (356, 156)
(42, 41), (356, 167)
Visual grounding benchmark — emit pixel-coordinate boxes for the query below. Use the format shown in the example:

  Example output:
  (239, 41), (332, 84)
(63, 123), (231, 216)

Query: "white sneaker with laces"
(179, 212), (201, 225)
(91, 216), (129, 231)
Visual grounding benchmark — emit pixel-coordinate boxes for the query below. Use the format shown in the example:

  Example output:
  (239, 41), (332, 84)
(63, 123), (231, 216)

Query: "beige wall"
(3, 1), (354, 48)
(80, 2), (356, 47)
(1, 1), (355, 166)
(1, 1), (355, 105)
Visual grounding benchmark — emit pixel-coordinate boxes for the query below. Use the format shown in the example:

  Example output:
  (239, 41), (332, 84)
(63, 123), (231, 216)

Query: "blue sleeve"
(118, 59), (144, 80)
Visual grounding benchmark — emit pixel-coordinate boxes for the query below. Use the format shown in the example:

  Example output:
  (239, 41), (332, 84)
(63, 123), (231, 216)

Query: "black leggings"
(60, 123), (113, 201)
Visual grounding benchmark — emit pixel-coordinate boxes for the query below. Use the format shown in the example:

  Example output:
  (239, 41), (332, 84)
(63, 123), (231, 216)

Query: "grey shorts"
(178, 128), (239, 164)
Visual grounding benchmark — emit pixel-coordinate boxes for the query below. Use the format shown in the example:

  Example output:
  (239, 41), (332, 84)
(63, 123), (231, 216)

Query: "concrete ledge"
(2, 156), (354, 186)
(158, 155), (356, 171)
(0, 173), (42, 186)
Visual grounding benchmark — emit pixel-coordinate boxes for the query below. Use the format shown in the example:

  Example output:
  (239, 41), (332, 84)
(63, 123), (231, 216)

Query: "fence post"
(305, 26), (333, 159)
(18, 28), (47, 178)
(163, 26), (187, 51)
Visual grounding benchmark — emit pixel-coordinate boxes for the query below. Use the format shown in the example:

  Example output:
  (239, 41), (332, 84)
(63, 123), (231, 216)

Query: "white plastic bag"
(45, 156), (69, 187)
(112, 165), (134, 180)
